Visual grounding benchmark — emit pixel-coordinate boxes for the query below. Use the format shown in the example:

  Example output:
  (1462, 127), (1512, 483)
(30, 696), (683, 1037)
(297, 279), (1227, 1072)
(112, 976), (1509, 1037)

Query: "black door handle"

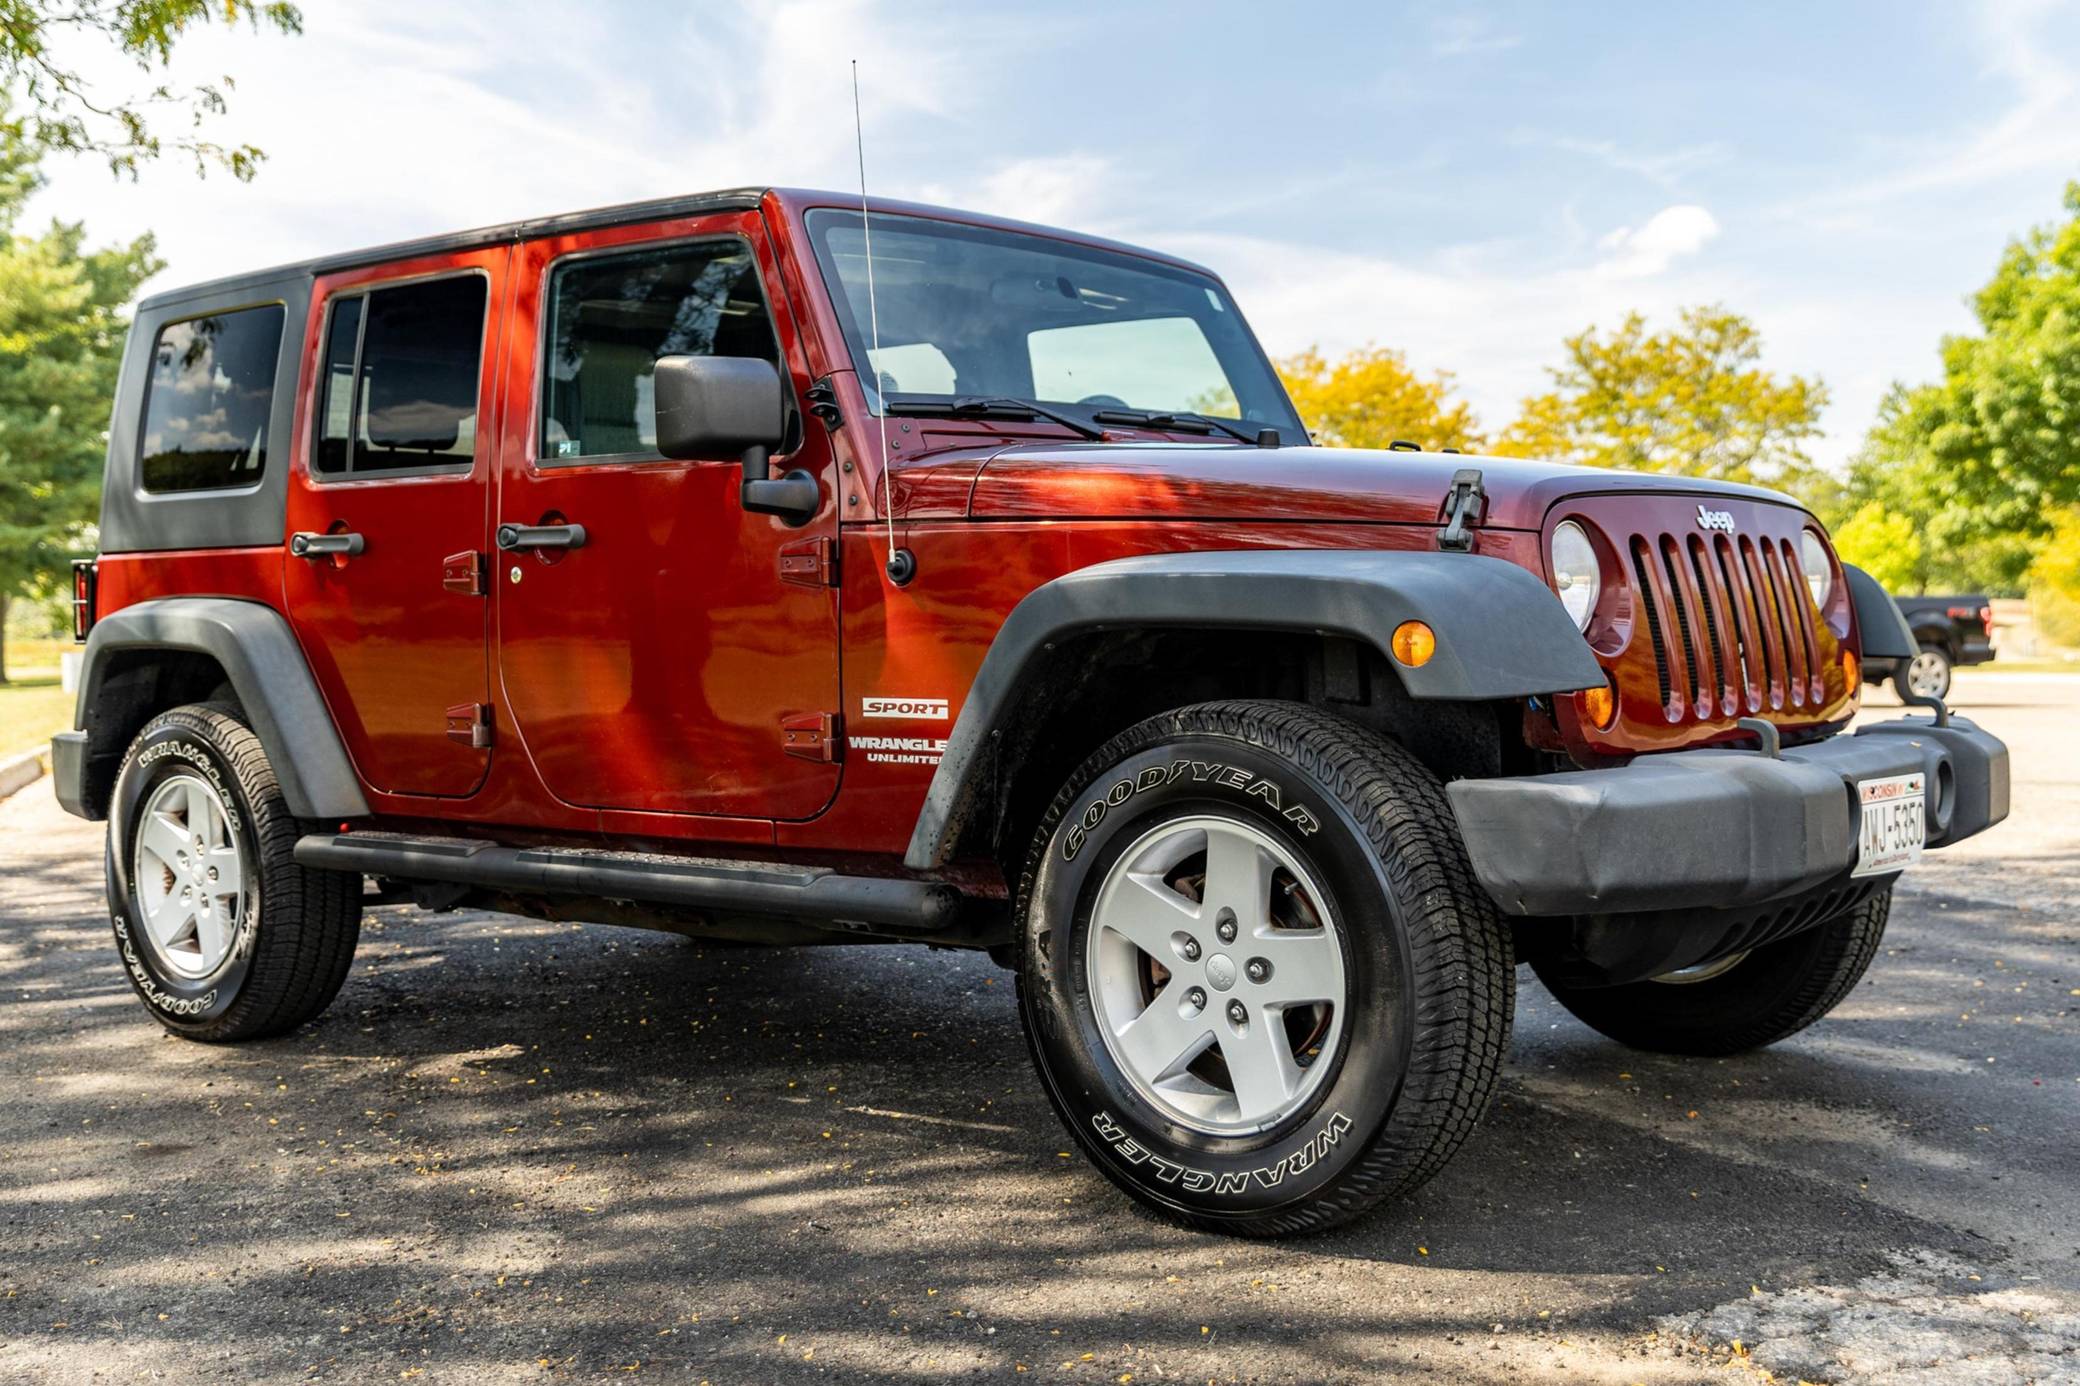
(290, 531), (365, 558)
(496, 523), (588, 551)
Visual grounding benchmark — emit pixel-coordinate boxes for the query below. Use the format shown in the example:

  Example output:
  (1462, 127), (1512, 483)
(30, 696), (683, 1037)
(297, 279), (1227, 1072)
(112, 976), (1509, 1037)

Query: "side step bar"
(294, 832), (964, 935)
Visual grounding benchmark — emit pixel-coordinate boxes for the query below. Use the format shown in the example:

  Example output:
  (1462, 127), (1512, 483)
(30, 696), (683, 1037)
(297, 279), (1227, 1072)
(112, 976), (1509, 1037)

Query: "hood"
(926, 442), (1808, 530)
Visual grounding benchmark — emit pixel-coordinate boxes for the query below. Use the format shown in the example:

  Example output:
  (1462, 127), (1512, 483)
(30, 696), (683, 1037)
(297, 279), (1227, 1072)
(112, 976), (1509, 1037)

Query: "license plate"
(1853, 773), (1926, 878)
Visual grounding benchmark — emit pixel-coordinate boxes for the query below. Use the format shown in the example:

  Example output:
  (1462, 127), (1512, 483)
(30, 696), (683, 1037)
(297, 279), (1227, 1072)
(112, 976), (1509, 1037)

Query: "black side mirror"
(652, 355), (818, 524)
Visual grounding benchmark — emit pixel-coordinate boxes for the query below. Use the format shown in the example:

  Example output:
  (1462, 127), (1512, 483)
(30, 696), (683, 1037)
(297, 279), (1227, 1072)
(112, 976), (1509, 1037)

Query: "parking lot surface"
(2, 673), (2075, 1384)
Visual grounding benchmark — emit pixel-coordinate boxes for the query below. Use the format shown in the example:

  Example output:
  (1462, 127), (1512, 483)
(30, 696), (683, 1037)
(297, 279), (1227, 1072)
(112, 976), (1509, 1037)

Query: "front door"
(493, 215), (842, 821)
(284, 250), (506, 798)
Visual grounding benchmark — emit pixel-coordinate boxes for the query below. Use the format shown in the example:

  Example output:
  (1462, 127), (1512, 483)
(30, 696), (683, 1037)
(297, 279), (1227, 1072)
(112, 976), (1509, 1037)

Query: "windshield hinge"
(1436, 468), (1486, 552)
(806, 377), (843, 429)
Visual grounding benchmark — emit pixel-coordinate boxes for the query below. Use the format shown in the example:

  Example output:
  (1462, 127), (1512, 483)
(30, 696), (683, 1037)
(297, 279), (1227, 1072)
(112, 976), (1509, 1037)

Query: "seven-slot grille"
(1626, 529), (1827, 722)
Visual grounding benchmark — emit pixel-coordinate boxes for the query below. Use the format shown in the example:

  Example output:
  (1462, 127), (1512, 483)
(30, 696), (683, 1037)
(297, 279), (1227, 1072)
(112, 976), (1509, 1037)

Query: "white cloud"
(1594, 205), (1721, 279)
(917, 154), (1116, 231)
(28, 0), (961, 293)
(1430, 16), (1522, 57)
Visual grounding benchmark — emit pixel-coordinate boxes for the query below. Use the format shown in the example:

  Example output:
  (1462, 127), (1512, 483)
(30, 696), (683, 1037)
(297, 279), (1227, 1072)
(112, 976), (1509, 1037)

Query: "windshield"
(805, 209), (1304, 440)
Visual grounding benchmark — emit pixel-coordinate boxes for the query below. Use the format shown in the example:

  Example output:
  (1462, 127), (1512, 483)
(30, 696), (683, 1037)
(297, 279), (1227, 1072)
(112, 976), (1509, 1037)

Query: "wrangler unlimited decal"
(1063, 760), (1322, 861)
(1092, 1109), (1353, 1192)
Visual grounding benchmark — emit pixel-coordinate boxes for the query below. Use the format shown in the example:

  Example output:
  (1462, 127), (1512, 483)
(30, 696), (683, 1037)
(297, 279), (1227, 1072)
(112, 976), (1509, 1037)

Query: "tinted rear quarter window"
(138, 304), (286, 493)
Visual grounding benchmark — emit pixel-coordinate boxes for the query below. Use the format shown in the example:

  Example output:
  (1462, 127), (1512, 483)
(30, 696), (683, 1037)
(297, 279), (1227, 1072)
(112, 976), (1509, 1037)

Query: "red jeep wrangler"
(58, 188), (2007, 1236)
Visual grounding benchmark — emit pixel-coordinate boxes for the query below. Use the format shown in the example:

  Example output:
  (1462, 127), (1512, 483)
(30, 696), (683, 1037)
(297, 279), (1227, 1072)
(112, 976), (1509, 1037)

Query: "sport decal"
(860, 696), (949, 721)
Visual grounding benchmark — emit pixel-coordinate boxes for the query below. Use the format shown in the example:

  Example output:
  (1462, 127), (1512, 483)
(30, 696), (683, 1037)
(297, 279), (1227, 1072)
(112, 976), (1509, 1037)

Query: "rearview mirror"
(652, 355), (817, 524)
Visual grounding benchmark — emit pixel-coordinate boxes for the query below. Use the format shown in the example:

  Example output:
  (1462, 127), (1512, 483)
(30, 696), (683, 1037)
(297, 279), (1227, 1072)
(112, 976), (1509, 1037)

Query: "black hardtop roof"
(135, 185), (1225, 314)
(137, 186), (769, 312)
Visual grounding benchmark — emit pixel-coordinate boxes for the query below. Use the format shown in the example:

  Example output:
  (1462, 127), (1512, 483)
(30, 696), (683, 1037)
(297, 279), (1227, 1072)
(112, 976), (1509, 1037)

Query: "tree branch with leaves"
(0, 0), (301, 180)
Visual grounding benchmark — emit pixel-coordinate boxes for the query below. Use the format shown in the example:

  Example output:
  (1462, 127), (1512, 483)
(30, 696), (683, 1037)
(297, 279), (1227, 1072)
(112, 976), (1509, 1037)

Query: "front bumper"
(1447, 716), (2008, 917)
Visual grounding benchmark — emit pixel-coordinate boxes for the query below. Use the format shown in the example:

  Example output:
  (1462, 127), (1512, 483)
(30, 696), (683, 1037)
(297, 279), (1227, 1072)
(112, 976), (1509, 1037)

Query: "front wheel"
(1015, 701), (1514, 1237)
(1895, 644), (1953, 702)
(1530, 886), (1891, 1056)
(106, 704), (363, 1041)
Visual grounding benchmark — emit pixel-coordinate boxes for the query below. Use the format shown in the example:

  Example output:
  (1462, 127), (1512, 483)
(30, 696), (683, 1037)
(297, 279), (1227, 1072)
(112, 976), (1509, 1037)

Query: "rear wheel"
(106, 704), (362, 1042)
(1895, 644), (1952, 701)
(1531, 886), (1891, 1056)
(1016, 700), (1514, 1237)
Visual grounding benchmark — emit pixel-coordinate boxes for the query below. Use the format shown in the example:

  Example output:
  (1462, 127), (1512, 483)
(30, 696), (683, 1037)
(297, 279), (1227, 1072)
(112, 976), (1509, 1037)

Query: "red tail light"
(71, 559), (97, 642)
(1979, 605), (1993, 637)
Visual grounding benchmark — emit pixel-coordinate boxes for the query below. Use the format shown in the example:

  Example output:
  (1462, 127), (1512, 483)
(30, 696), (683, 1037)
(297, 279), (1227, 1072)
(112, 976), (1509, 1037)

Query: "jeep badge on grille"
(1696, 505), (1737, 532)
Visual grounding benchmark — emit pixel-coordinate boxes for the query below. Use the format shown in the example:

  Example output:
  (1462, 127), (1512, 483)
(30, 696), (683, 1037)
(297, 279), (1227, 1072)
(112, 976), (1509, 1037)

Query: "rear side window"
(315, 274), (487, 476)
(541, 239), (780, 462)
(138, 303), (286, 493)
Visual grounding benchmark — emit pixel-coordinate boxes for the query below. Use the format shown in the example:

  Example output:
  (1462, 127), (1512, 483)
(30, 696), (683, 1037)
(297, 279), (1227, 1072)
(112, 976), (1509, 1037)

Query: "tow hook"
(1436, 468), (1485, 552)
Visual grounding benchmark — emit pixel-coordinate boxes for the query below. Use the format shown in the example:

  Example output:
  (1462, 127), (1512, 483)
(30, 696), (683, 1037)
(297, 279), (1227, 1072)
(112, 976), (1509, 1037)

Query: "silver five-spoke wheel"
(133, 772), (246, 978)
(1086, 815), (1346, 1135)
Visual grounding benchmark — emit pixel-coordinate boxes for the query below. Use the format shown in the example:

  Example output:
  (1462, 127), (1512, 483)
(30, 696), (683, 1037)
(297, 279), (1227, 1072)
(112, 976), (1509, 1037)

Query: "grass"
(0, 677), (71, 759)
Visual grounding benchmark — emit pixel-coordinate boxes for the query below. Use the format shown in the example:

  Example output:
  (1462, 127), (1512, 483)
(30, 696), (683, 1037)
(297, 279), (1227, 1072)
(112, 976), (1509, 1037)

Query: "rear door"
(284, 250), (507, 798)
(492, 212), (842, 820)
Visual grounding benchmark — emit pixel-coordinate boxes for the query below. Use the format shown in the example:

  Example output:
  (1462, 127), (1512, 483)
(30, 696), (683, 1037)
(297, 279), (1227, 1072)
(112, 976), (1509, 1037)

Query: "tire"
(1894, 644), (1952, 702)
(1015, 700), (1514, 1237)
(105, 703), (362, 1042)
(1531, 886), (1891, 1056)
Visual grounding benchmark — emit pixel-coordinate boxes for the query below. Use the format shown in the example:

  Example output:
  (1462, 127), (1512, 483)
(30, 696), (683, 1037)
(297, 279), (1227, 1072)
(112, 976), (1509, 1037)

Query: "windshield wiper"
(1089, 408), (1266, 445)
(885, 394), (1106, 441)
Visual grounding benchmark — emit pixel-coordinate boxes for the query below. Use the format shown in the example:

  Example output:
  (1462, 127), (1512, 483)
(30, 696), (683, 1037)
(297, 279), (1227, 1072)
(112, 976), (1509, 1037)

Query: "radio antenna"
(854, 59), (914, 586)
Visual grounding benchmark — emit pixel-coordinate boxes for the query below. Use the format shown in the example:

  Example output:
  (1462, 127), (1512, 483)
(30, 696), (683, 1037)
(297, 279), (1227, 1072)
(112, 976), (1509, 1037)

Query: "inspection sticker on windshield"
(1853, 773), (1926, 877)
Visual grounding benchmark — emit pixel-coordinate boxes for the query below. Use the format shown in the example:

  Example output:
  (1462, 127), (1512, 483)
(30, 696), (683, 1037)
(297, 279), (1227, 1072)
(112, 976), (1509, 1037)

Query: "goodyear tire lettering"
(1062, 759), (1321, 862)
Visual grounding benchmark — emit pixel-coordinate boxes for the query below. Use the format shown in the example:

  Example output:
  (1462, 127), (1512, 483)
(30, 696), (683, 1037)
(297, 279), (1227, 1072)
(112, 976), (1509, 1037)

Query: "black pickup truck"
(1863, 595), (1996, 700)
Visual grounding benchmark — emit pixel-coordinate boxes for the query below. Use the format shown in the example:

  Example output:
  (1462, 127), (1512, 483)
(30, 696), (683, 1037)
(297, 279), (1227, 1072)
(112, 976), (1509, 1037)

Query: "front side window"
(315, 275), (486, 476)
(542, 239), (781, 462)
(804, 209), (1304, 438)
(139, 303), (285, 493)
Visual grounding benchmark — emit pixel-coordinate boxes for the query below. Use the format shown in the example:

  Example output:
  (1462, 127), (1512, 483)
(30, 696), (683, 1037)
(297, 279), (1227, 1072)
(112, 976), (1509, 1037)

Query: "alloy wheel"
(133, 772), (247, 979)
(1085, 815), (1347, 1135)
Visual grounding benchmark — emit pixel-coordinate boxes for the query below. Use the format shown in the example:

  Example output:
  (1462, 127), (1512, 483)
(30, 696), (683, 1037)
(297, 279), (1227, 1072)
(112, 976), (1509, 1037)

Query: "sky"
(29, 0), (2080, 470)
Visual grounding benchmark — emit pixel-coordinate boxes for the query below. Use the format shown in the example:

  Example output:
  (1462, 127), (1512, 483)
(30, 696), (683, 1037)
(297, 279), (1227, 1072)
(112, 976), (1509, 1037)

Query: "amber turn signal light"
(1391, 620), (1436, 668)
(1842, 649), (1859, 688)
(1578, 680), (1617, 730)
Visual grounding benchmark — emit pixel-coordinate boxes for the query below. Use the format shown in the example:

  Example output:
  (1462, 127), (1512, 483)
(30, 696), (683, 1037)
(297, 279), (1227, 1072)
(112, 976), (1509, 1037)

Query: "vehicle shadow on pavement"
(8, 865), (2058, 1384)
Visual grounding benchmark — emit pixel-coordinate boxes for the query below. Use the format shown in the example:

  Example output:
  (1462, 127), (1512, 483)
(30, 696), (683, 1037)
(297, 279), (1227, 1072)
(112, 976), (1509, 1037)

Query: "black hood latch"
(1436, 468), (1486, 552)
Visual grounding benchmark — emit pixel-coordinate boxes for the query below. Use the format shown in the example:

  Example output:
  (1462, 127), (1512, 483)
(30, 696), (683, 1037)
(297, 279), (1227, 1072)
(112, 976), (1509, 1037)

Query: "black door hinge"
(445, 703), (494, 749)
(1436, 468), (1486, 552)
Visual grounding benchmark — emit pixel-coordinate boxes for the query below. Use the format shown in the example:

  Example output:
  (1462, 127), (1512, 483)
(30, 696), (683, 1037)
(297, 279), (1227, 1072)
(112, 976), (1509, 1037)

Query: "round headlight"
(1550, 521), (1600, 631)
(1801, 530), (1832, 608)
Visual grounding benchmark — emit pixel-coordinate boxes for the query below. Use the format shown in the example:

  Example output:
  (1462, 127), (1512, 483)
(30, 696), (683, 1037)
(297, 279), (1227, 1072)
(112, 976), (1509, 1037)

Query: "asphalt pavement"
(1, 672), (2075, 1384)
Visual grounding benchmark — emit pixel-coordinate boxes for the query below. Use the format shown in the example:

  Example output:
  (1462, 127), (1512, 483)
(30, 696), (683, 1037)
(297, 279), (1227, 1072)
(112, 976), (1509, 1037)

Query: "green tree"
(1843, 182), (2080, 593)
(1829, 500), (1923, 593)
(1, 0), (301, 179)
(1274, 344), (1485, 451)
(0, 119), (158, 680)
(1493, 306), (1830, 500)
(2026, 506), (2080, 648)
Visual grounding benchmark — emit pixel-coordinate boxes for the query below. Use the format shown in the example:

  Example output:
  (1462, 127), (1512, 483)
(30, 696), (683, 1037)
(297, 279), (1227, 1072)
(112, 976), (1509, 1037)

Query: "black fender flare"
(902, 548), (1604, 869)
(1842, 564), (1918, 662)
(69, 597), (369, 820)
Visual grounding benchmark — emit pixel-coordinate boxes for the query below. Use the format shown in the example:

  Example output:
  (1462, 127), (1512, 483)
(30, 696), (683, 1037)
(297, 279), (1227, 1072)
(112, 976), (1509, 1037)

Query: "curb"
(0, 745), (49, 803)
